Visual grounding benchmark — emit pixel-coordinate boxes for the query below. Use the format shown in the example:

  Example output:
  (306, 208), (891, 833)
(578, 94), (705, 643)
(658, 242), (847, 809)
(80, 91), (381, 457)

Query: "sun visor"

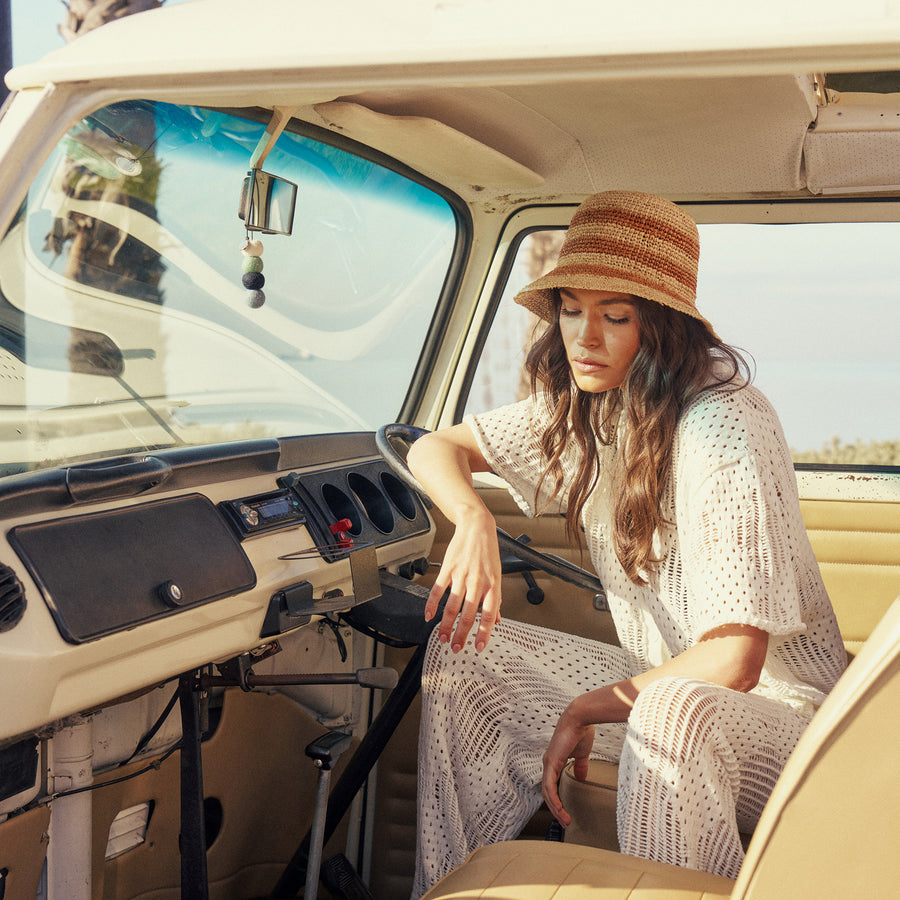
(313, 100), (544, 190)
(805, 95), (900, 193)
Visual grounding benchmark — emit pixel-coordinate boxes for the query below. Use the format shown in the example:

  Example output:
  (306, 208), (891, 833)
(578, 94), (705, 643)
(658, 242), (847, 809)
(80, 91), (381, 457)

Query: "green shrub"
(792, 438), (900, 467)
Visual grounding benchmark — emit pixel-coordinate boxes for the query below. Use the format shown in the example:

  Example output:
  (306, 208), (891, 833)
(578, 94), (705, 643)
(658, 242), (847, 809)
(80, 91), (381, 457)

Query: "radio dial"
(240, 504), (260, 527)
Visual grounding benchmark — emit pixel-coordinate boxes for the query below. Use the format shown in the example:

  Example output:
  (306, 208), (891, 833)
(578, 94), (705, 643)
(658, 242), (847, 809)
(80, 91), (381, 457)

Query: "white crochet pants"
(412, 618), (809, 898)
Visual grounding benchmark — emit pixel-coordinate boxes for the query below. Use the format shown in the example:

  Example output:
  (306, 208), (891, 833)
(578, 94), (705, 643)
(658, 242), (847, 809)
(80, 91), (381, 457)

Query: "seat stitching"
(549, 858), (594, 899)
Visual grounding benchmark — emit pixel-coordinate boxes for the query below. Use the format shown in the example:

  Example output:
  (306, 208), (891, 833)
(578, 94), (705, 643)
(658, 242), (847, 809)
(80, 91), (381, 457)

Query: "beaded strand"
(240, 236), (266, 308)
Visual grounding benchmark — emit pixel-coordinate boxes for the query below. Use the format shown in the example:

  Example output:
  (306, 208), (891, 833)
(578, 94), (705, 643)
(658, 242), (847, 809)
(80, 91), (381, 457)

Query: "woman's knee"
(626, 676), (729, 754)
(630, 675), (721, 716)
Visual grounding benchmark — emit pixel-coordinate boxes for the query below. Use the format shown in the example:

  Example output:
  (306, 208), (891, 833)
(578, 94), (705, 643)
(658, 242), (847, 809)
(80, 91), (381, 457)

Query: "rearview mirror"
(238, 168), (297, 235)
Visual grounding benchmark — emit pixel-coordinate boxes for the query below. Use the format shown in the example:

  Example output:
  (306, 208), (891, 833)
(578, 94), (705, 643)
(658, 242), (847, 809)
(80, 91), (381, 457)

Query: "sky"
(10, 0), (65, 66)
(9, 0), (193, 67)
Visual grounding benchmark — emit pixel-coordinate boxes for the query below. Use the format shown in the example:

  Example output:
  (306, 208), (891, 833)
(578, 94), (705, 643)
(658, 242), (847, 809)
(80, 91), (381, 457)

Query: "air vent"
(0, 564), (26, 633)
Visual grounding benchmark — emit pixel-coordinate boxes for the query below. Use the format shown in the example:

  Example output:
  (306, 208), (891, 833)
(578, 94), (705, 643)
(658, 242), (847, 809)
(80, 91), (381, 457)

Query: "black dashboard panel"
(278, 459), (429, 561)
(9, 494), (256, 644)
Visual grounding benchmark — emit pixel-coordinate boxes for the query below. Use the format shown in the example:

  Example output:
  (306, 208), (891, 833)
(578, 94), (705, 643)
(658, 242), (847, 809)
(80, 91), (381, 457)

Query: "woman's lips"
(571, 357), (608, 373)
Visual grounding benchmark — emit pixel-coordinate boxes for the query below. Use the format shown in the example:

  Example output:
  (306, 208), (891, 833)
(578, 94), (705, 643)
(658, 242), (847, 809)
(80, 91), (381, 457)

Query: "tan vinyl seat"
(558, 758), (619, 851)
(422, 595), (900, 900)
(420, 839), (734, 899)
(558, 759), (753, 853)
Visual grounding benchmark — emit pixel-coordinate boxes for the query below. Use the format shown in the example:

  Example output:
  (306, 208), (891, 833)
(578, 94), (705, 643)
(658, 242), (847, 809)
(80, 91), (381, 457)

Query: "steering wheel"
(375, 423), (608, 603)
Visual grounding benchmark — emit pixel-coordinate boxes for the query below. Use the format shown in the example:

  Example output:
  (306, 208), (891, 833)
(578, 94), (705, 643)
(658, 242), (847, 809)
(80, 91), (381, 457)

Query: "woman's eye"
(560, 306), (580, 317)
(605, 315), (630, 325)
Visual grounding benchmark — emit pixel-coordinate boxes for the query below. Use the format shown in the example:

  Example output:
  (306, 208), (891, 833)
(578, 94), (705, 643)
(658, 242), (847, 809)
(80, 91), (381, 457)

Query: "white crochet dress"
(412, 385), (846, 897)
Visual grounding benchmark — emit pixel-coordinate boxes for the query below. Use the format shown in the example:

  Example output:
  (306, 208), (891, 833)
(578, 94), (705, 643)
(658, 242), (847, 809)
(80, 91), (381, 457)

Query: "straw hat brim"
(514, 271), (719, 341)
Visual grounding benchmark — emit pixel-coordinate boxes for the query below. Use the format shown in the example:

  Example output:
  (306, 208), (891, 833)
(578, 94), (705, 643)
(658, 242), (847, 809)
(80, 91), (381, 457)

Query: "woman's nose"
(577, 312), (603, 347)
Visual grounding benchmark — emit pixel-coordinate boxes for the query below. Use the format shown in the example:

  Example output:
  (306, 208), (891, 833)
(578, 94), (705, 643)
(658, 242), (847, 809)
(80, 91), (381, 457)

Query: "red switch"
(329, 518), (353, 548)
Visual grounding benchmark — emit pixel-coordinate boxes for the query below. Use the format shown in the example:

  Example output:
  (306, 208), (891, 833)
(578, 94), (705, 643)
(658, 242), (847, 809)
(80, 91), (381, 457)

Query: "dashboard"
(0, 432), (434, 743)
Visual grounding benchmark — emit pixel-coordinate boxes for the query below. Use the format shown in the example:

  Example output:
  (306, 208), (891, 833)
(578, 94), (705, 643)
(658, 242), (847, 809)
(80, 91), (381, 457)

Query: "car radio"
(220, 489), (307, 536)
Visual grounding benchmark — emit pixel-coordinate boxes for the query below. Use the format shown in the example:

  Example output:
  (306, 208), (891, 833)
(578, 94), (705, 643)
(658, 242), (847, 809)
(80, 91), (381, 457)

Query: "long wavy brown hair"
(526, 293), (750, 585)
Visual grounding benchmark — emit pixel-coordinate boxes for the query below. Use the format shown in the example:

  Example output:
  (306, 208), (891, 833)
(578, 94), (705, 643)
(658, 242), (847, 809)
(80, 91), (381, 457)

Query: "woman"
(407, 191), (846, 897)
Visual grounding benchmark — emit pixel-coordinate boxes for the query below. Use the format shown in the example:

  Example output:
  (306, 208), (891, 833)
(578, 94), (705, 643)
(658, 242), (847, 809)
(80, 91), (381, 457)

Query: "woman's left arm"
(541, 623), (769, 826)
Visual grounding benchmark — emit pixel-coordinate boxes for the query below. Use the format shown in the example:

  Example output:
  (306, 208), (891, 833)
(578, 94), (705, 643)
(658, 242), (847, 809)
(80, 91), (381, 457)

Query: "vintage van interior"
(1, 5), (900, 898)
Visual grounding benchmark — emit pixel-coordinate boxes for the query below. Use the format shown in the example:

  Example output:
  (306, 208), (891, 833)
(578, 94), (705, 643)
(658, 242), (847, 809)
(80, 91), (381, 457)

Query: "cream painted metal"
(47, 718), (93, 900)
(0, 471), (432, 741)
(4, 0), (900, 234)
(6, 0), (900, 90)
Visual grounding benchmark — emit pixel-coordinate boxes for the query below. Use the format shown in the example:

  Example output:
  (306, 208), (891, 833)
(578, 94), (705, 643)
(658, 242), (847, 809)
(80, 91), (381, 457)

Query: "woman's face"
(557, 288), (641, 392)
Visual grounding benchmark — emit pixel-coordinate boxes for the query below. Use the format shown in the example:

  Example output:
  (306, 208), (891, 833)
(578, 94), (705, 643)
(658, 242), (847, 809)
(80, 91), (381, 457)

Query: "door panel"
(800, 496), (900, 656)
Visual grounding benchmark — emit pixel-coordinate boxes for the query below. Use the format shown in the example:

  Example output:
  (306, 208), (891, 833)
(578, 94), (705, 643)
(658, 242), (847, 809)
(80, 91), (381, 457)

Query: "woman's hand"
(426, 507), (502, 652)
(541, 702), (596, 827)
(406, 424), (502, 652)
(539, 624), (770, 826)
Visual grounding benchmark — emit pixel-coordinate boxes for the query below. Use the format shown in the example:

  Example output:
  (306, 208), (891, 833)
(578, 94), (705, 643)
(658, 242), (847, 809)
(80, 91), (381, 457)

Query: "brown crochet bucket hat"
(514, 191), (716, 337)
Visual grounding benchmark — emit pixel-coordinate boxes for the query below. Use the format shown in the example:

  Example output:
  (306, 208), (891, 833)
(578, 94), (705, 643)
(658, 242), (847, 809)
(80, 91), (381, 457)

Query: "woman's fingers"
(445, 570), (497, 651)
(472, 584), (501, 652)
(541, 727), (572, 825)
(424, 523), (502, 651)
(424, 576), (449, 622)
(542, 714), (595, 826)
(541, 757), (571, 827)
(439, 586), (464, 645)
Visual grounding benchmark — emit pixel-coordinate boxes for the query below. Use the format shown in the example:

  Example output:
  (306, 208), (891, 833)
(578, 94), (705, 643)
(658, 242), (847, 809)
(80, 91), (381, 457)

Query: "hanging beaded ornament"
(240, 236), (266, 308)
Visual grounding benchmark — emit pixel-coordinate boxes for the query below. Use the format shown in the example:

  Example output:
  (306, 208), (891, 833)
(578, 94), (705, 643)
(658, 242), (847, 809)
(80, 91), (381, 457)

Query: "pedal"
(321, 853), (375, 900)
(545, 820), (564, 842)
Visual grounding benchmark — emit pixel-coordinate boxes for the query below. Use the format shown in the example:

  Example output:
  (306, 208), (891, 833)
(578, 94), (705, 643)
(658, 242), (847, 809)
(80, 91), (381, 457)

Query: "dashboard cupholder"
(380, 472), (417, 520)
(321, 483), (362, 535)
(348, 473), (394, 534)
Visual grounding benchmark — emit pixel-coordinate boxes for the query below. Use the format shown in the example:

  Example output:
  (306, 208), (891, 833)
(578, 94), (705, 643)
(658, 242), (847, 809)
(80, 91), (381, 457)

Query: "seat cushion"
(559, 759), (753, 853)
(420, 839), (735, 899)
(559, 759), (620, 851)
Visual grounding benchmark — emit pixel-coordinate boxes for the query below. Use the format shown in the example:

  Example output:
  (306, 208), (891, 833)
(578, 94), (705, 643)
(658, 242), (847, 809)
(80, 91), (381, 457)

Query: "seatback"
(800, 494), (900, 659)
(733, 596), (900, 899)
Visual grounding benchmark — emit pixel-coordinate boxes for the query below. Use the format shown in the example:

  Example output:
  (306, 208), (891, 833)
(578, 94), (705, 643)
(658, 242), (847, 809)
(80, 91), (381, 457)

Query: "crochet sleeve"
(463, 397), (564, 517)
(676, 389), (808, 640)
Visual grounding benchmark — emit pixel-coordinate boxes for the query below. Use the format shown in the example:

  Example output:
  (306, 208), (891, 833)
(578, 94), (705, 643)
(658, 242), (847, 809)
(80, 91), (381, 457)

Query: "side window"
(466, 222), (900, 467)
(465, 230), (561, 416)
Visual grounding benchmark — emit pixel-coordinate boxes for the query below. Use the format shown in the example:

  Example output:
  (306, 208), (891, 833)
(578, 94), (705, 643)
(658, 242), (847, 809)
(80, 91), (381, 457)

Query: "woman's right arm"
(406, 424), (503, 652)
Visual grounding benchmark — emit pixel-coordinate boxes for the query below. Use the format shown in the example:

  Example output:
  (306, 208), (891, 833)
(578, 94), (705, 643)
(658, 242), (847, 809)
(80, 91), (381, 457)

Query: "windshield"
(0, 101), (457, 476)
